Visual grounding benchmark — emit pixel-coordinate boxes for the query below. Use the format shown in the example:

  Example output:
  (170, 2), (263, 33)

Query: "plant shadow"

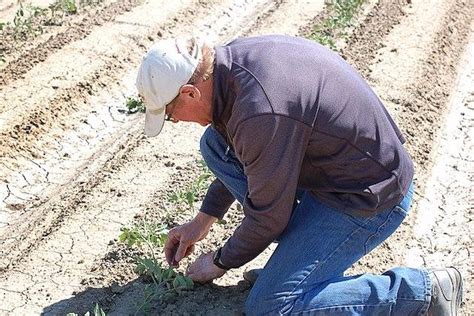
(42, 277), (250, 315)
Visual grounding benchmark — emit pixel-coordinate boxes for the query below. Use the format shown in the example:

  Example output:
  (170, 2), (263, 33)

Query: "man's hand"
(186, 252), (226, 283)
(164, 212), (217, 267)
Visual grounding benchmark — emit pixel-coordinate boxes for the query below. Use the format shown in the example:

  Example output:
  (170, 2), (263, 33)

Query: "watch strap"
(213, 247), (230, 270)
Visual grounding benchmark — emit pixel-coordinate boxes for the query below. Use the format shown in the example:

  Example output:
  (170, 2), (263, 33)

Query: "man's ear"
(179, 84), (201, 100)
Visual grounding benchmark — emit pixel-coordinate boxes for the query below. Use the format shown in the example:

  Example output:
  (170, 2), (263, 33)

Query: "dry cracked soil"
(0, 0), (472, 315)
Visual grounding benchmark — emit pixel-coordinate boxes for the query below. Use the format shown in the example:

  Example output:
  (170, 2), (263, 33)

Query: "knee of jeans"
(245, 288), (276, 315)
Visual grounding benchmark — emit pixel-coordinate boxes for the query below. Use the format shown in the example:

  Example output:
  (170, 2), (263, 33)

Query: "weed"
(309, 0), (366, 50)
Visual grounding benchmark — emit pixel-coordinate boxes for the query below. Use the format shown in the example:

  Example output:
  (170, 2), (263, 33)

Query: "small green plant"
(11, 4), (47, 39)
(66, 303), (106, 316)
(119, 222), (193, 314)
(119, 222), (168, 250)
(117, 160), (213, 313)
(0, 0), (81, 41)
(79, 0), (104, 6)
(48, 0), (77, 23)
(123, 97), (146, 114)
(134, 257), (193, 314)
(309, 0), (366, 50)
(168, 159), (212, 212)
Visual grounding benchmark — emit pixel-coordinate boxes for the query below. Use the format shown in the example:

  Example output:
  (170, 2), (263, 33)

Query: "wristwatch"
(213, 247), (230, 270)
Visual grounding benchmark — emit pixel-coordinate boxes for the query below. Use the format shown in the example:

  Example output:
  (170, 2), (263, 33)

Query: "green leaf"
(136, 257), (163, 280)
(162, 267), (176, 281)
(172, 275), (193, 291)
(93, 303), (106, 316)
(185, 191), (195, 207)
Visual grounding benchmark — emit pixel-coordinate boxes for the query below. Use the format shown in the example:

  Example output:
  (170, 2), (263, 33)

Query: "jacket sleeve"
(220, 114), (311, 268)
(199, 178), (236, 219)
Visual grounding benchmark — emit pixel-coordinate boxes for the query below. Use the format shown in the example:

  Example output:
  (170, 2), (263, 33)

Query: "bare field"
(0, 0), (472, 314)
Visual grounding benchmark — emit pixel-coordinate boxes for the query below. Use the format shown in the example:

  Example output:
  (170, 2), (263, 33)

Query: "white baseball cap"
(136, 37), (202, 137)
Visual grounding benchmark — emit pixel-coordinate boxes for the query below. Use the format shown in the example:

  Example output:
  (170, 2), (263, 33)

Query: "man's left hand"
(186, 252), (226, 283)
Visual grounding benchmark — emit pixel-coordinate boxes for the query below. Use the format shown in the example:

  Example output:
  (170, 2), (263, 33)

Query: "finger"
(164, 241), (177, 265)
(185, 256), (200, 276)
(164, 232), (180, 265)
(174, 239), (190, 263)
(186, 269), (201, 282)
(184, 244), (195, 258)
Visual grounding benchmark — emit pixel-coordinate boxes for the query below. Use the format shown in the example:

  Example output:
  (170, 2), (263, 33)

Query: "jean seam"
(417, 268), (432, 316)
(364, 207), (404, 254)
(290, 301), (396, 315)
(278, 223), (369, 313)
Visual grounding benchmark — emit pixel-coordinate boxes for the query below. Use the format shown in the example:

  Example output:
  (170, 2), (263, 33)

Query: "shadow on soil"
(42, 278), (250, 315)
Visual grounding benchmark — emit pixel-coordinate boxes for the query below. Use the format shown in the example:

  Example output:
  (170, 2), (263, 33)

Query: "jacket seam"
(231, 61), (275, 112)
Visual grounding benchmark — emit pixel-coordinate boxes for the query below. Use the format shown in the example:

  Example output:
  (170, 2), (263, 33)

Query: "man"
(136, 35), (462, 315)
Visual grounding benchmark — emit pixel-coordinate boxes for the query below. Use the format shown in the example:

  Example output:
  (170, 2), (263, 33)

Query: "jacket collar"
(211, 45), (235, 141)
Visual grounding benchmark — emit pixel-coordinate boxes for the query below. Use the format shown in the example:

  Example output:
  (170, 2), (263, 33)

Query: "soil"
(0, 0), (472, 314)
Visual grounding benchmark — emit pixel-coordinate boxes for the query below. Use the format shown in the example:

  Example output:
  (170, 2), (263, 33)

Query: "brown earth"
(0, 0), (472, 314)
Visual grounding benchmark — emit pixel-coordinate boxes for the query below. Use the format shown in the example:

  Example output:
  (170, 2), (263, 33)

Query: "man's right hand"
(164, 212), (217, 267)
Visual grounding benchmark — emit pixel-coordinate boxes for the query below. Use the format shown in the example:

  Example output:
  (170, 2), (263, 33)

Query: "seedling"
(309, 0), (366, 50)
(11, 3), (46, 39)
(133, 257), (193, 314)
(119, 222), (168, 251)
(66, 303), (106, 316)
(0, 0), (81, 42)
(79, 0), (103, 6)
(49, 0), (77, 24)
(168, 159), (212, 212)
(121, 97), (146, 114)
(119, 222), (193, 314)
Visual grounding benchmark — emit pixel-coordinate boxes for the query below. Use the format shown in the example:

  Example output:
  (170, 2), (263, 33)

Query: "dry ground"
(0, 0), (472, 314)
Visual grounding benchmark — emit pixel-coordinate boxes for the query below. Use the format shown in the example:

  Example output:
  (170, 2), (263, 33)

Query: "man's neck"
(195, 77), (214, 124)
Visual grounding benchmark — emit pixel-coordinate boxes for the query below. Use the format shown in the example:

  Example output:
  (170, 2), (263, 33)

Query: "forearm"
(193, 211), (218, 233)
(200, 178), (236, 219)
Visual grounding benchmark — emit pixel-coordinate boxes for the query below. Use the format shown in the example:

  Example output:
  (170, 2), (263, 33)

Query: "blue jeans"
(200, 127), (431, 315)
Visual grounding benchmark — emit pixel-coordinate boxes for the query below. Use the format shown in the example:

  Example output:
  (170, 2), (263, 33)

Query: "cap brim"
(144, 107), (166, 137)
